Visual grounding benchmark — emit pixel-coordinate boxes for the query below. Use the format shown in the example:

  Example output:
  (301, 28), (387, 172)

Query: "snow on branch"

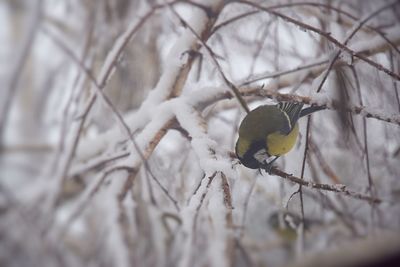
(76, 0), (225, 162)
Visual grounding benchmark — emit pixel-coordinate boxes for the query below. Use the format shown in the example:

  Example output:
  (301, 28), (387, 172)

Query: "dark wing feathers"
(277, 102), (304, 130)
(299, 105), (326, 118)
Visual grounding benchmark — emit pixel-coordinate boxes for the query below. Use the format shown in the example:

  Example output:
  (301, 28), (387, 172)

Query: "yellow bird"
(235, 102), (323, 171)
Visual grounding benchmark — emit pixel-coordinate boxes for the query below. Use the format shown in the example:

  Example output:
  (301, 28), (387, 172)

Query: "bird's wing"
(276, 102), (304, 132)
(299, 105), (326, 118)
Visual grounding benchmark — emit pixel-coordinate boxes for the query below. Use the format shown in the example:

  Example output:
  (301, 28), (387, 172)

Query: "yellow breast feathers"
(266, 123), (299, 156)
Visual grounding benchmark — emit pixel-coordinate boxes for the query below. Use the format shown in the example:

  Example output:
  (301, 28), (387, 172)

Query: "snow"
(76, 0), (224, 162)
(207, 175), (231, 267)
(2, 1), (400, 267)
(101, 174), (132, 267)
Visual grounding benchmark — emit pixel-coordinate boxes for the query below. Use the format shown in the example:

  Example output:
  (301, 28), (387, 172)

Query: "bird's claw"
(260, 162), (274, 175)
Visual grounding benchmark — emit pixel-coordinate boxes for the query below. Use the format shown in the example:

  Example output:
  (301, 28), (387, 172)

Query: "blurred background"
(1, 1), (400, 266)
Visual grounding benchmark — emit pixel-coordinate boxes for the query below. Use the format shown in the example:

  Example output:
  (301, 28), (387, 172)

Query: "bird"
(268, 210), (321, 242)
(235, 102), (324, 172)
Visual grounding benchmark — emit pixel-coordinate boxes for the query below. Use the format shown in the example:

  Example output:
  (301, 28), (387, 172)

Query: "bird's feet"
(260, 156), (280, 174)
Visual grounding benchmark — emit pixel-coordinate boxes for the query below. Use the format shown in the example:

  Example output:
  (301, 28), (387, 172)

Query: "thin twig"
(295, 116), (312, 254)
(389, 50), (400, 113)
(269, 167), (383, 204)
(314, 0), (398, 93)
(57, 166), (134, 238)
(308, 140), (340, 184)
(239, 176), (258, 238)
(45, 9), (95, 177)
(193, 172), (217, 233)
(40, 4), (162, 215)
(169, 7), (250, 113)
(244, 89), (400, 126)
(69, 151), (130, 177)
(215, 1), (400, 57)
(241, 58), (329, 86)
(307, 156), (359, 236)
(0, 0), (42, 147)
(350, 66), (378, 229)
(44, 20), (181, 211)
(237, 0), (400, 81)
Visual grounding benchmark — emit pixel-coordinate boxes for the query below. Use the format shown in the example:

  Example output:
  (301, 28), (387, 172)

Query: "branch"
(0, 0), (42, 147)
(268, 167), (383, 204)
(237, 0), (400, 81)
(75, 0), (225, 162)
(247, 89), (400, 126)
(170, 6), (250, 113)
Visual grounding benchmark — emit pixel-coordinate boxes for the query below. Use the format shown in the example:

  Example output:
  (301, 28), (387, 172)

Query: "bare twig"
(239, 176), (258, 238)
(241, 58), (329, 86)
(307, 156), (359, 236)
(215, 2), (400, 57)
(57, 166), (134, 238)
(296, 117), (312, 253)
(44, 9), (95, 177)
(314, 0), (398, 93)
(389, 50), (400, 113)
(237, 0), (400, 81)
(0, 0), (42, 147)
(269, 167), (383, 204)
(308, 140), (340, 184)
(69, 151), (130, 177)
(350, 65), (378, 229)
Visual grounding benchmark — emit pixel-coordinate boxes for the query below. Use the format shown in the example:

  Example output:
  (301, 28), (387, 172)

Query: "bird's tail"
(299, 105), (326, 118)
